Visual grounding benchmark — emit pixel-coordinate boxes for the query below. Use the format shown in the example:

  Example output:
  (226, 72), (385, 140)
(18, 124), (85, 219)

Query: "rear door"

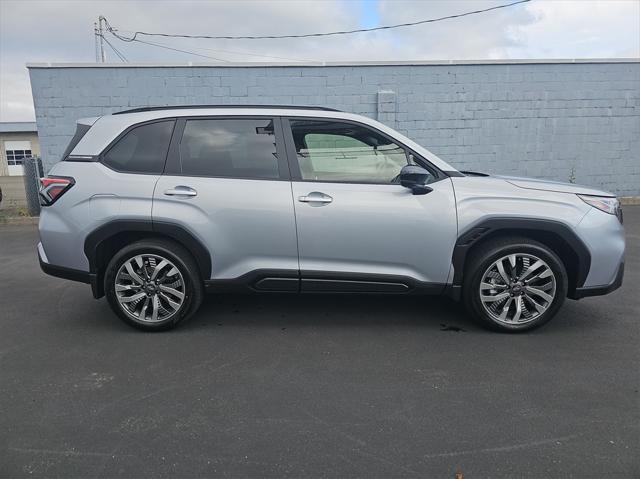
(153, 116), (299, 285)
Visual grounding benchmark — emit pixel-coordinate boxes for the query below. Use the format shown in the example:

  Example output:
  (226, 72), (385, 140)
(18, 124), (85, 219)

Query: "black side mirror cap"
(399, 165), (433, 195)
(408, 184), (433, 195)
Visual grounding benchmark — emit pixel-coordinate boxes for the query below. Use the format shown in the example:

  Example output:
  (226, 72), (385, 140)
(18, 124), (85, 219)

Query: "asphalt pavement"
(1, 208), (638, 478)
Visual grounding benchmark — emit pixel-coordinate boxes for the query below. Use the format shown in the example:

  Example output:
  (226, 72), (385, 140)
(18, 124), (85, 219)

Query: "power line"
(159, 44), (317, 63)
(111, 29), (319, 62)
(103, 0), (529, 42)
(103, 37), (126, 62)
(124, 36), (232, 62)
(100, 34), (128, 62)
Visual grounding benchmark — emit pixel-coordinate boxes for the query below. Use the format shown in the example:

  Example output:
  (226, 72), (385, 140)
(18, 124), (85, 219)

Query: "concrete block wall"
(28, 60), (639, 195)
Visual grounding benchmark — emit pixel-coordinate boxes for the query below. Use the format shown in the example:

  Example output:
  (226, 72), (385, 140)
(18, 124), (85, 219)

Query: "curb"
(620, 197), (640, 206)
(0, 216), (39, 226)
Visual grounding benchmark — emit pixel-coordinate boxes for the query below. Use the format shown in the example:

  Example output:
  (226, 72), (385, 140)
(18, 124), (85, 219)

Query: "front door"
(284, 118), (457, 292)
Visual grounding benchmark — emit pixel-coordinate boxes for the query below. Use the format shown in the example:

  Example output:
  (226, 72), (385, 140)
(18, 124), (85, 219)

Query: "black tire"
(104, 238), (204, 331)
(462, 236), (568, 333)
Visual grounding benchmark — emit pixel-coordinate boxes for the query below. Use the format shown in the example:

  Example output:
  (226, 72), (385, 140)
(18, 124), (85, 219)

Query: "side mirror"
(399, 165), (433, 195)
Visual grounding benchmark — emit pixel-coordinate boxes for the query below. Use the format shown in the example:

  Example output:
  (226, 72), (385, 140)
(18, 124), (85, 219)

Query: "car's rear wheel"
(463, 237), (568, 332)
(104, 239), (204, 331)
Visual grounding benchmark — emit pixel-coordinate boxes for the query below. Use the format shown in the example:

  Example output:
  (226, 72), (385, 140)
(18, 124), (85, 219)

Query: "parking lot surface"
(1, 208), (639, 478)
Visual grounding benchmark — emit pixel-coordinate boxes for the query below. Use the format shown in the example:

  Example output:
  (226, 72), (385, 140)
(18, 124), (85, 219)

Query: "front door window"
(289, 120), (408, 183)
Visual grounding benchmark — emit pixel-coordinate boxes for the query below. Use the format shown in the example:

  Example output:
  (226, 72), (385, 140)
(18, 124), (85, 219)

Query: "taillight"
(39, 176), (75, 206)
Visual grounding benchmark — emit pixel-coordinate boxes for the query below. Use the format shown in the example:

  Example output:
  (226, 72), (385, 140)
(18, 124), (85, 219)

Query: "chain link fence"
(22, 156), (44, 217)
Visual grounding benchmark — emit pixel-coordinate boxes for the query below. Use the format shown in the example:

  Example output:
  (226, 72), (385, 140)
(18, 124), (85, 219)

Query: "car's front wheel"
(104, 239), (204, 331)
(463, 237), (568, 332)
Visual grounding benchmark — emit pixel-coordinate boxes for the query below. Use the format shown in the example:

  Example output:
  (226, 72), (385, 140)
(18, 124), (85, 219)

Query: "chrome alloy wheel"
(479, 253), (557, 325)
(114, 254), (185, 323)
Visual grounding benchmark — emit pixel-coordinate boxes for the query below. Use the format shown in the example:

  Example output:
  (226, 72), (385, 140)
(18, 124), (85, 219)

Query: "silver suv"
(38, 106), (625, 332)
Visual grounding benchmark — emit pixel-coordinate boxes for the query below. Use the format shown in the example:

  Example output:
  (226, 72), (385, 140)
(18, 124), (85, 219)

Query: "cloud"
(0, 67), (36, 122)
(1, 0), (638, 121)
(508, 0), (640, 58)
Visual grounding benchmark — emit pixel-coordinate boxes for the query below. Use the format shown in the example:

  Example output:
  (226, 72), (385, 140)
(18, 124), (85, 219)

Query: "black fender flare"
(84, 220), (212, 297)
(448, 217), (591, 300)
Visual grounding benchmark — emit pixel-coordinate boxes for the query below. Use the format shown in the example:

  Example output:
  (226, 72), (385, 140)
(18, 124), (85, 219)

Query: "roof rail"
(113, 105), (342, 115)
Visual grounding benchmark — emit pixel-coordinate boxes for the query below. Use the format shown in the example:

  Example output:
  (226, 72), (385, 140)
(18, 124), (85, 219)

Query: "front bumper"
(572, 261), (624, 299)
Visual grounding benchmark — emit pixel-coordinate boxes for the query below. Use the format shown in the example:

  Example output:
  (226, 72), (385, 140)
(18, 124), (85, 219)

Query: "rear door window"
(103, 120), (175, 174)
(178, 118), (280, 179)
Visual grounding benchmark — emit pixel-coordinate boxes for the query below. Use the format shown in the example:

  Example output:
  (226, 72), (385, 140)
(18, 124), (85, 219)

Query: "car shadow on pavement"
(184, 293), (480, 333)
(178, 290), (615, 335)
(57, 282), (613, 335)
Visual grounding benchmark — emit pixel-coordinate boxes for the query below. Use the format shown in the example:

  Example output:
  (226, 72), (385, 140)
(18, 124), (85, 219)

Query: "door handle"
(299, 192), (333, 205)
(164, 186), (197, 197)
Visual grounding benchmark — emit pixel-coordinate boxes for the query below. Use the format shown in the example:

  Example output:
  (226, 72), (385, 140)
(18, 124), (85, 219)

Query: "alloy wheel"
(114, 254), (186, 323)
(479, 253), (557, 325)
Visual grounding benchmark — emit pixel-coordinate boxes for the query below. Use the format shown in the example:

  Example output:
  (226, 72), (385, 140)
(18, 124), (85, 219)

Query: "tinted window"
(290, 120), (408, 183)
(62, 123), (91, 159)
(103, 120), (175, 173)
(179, 118), (279, 179)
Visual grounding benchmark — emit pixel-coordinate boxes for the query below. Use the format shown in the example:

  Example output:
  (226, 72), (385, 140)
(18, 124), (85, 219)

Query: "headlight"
(578, 194), (622, 221)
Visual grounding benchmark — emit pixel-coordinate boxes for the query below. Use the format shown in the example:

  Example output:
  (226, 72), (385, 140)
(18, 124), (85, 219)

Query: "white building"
(0, 122), (40, 176)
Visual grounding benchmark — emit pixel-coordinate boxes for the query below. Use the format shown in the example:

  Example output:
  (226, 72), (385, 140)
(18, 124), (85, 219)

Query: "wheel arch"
(449, 217), (590, 300)
(84, 220), (212, 298)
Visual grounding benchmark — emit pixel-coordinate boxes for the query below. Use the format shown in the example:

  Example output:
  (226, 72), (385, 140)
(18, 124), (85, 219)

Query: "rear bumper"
(572, 262), (624, 299)
(38, 242), (98, 293)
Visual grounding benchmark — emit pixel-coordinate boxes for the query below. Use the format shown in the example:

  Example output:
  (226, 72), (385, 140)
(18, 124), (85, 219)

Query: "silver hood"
(459, 171), (616, 197)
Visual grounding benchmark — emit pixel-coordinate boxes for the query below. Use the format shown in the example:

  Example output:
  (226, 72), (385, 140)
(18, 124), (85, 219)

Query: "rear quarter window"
(102, 120), (175, 174)
(62, 123), (92, 159)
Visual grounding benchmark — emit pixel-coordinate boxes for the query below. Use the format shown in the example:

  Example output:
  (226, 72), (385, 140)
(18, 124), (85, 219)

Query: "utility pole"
(94, 22), (100, 62)
(94, 16), (106, 63)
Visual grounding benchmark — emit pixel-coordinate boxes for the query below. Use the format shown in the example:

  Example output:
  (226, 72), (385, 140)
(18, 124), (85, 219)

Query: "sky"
(0, 0), (638, 122)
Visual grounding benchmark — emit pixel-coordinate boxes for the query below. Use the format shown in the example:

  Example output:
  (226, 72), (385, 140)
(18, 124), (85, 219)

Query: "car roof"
(68, 106), (456, 172)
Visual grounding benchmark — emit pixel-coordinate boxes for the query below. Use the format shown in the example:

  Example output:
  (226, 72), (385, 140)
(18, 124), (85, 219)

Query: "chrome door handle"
(164, 186), (197, 197)
(298, 192), (333, 205)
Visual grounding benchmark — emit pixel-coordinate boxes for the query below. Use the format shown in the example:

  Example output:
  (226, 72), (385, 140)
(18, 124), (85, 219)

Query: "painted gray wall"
(28, 61), (640, 195)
